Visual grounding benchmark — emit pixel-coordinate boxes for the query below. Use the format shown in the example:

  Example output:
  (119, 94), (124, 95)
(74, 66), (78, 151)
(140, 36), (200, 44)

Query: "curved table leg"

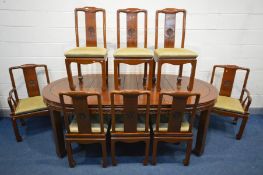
(192, 107), (212, 156)
(49, 108), (66, 158)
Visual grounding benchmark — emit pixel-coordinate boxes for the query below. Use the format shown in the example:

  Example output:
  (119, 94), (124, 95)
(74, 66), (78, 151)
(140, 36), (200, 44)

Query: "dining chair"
(8, 64), (50, 142)
(152, 91), (200, 166)
(59, 91), (108, 168)
(113, 8), (154, 90)
(210, 65), (252, 140)
(110, 90), (151, 165)
(154, 8), (198, 91)
(65, 7), (108, 91)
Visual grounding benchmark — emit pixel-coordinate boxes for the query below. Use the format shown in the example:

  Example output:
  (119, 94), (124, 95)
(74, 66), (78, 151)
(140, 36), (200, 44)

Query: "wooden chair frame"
(8, 64), (50, 142)
(114, 8), (154, 90)
(110, 90), (151, 166)
(210, 65), (252, 140)
(59, 91), (107, 168)
(154, 8), (197, 91)
(65, 7), (108, 91)
(152, 91), (200, 166)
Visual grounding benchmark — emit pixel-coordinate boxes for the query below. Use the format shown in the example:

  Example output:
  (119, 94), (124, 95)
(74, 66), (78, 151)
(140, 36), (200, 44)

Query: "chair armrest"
(241, 88), (252, 113)
(7, 88), (18, 113)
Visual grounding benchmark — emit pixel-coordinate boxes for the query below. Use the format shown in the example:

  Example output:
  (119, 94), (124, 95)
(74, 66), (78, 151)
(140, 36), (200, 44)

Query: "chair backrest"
(210, 65), (250, 98)
(156, 91), (200, 133)
(75, 7), (106, 48)
(110, 90), (151, 132)
(9, 64), (50, 100)
(117, 8), (148, 48)
(59, 91), (104, 134)
(155, 8), (186, 49)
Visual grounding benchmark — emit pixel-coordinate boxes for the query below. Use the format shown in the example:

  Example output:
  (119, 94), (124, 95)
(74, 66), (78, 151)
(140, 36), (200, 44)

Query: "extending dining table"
(42, 74), (218, 158)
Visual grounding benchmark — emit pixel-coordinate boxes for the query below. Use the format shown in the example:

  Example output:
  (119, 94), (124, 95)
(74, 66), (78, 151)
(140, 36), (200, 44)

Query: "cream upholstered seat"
(69, 117), (107, 133)
(214, 96), (245, 114)
(112, 123), (149, 132)
(153, 117), (190, 132)
(114, 48), (153, 58)
(64, 47), (107, 58)
(15, 96), (47, 115)
(154, 48), (198, 59)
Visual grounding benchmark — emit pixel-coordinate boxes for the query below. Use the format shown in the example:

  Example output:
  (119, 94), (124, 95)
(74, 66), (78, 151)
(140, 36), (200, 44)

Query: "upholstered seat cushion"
(69, 118), (107, 133)
(15, 96), (47, 115)
(214, 96), (245, 114)
(64, 47), (107, 58)
(113, 48), (153, 58)
(153, 120), (190, 132)
(154, 48), (198, 59)
(112, 123), (149, 132)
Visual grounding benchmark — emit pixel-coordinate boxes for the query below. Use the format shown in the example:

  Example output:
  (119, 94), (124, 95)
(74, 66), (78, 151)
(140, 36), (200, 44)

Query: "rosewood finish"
(152, 91), (200, 166)
(210, 65), (251, 139)
(114, 8), (154, 90)
(59, 91), (107, 167)
(8, 64), (50, 142)
(65, 7), (108, 91)
(42, 74), (218, 158)
(154, 8), (197, 91)
(110, 90), (151, 166)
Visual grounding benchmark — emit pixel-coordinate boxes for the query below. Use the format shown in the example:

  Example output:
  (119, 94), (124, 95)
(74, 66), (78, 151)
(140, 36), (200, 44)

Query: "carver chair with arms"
(210, 65), (252, 140)
(8, 64), (50, 142)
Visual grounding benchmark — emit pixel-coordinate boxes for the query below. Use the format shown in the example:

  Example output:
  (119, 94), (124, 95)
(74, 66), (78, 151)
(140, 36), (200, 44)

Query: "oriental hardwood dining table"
(42, 74), (218, 158)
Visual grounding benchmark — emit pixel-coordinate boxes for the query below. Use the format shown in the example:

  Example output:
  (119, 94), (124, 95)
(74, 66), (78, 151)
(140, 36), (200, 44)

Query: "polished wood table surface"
(43, 74), (218, 158)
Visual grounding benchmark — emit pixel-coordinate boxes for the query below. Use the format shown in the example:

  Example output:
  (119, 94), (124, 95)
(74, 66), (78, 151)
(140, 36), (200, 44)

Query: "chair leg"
(101, 141), (107, 168)
(111, 140), (117, 166)
(11, 118), (22, 142)
(114, 61), (119, 90)
(183, 140), (193, 166)
(106, 59), (109, 84)
(143, 63), (148, 86)
(152, 61), (156, 84)
(66, 141), (76, 168)
(101, 61), (107, 91)
(147, 61), (153, 90)
(156, 62), (162, 91)
(143, 140), (150, 166)
(77, 63), (83, 81)
(151, 139), (158, 165)
(236, 117), (248, 140)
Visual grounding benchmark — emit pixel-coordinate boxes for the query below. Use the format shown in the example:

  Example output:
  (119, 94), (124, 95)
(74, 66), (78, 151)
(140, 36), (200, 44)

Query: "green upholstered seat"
(112, 123), (149, 132)
(153, 120), (190, 132)
(64, 47), (107, 58)
(154, 48), (198, 59)
(214, 96), (245, 114)
(113, 48), (153, 58)
(15, 96), (47, 115)
(69, 117), (107, 133)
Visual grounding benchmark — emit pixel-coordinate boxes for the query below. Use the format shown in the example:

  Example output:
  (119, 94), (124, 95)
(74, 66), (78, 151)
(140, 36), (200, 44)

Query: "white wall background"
(1, 0), (263, 111)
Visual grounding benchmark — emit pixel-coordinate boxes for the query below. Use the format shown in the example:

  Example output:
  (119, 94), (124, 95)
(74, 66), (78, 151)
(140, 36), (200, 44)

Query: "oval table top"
(43, 74), (218, 110)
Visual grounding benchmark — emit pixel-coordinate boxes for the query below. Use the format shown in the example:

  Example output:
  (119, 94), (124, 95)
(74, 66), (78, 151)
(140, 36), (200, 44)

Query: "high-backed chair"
(210, 65), (252, 140)
(152, 91), (200, 166)
(8, 64), (50, 142)
(59, 91), (107, 168)
(154, 8), (198, 91)
(65, 7), (108, 91)
(110, 90), (151, 165)
(113, 8), (154, 90)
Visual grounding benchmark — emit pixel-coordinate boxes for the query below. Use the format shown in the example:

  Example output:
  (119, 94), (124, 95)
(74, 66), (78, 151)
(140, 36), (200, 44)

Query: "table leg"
(49, 108), (66, 158)
(192, 107), (212, 156)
